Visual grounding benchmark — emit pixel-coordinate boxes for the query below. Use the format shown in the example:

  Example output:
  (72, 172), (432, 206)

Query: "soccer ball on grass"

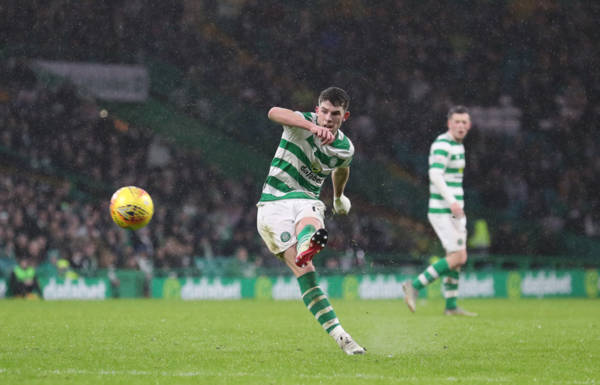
(109, 186), (154, 230)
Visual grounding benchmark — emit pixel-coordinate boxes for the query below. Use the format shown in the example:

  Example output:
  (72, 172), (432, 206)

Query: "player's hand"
(310, 124), (335, 145)
(333, 194), (351, 215)
(450, 202), (464, 219)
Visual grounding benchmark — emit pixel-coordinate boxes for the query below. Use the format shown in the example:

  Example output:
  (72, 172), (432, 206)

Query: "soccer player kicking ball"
(256, 87), (365, 355)
(403, 106), (477, 317)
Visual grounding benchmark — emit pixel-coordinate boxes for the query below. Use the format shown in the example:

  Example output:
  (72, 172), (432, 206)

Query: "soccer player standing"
(403, 106), (477, 316)
(256, 87), (366, 354)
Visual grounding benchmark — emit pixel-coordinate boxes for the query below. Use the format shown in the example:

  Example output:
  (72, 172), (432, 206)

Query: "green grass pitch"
(1, 298), (598, 384)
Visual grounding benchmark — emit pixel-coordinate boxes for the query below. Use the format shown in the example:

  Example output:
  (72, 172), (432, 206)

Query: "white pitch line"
(0, 368), (514, 383)
(1, 367), (593, 384)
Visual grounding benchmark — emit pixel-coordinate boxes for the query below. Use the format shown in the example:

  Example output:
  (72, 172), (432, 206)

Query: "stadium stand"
(1, 0), (599, 279)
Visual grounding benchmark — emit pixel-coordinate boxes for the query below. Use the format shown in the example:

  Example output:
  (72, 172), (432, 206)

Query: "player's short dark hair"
(447, 105), (469, 120)
(318, 87), (350, 111)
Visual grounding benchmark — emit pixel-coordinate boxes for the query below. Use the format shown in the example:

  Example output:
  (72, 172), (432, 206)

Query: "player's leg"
(413, 257), (452, 290)
(256, 202), (333, 338)
(442, 268), (460, 311)
(402, 256), (452, 312)
(443, 250), (464, 311)
(255, 200), (326, 271)
(403, 214), (461, 312)
(294, 201), (329, 267)
(443, 249), (477, 316)
(281, 246), (365, 355)
(257, 200), (364, 354)
(294, 203), (364, 354)
(295, 217), (328, 267)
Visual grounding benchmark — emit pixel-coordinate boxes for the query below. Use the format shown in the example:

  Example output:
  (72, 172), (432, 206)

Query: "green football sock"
(296, 224), (316, 254)
(444, 270), (460, 310)
(412, 258), (450, 290)
(297, 271), (340, 334)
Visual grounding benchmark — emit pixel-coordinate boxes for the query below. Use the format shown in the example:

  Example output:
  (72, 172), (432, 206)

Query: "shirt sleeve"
(428, 141), (457, 205)
(429, 169), (457, 205)
(282, 111), (314, 141)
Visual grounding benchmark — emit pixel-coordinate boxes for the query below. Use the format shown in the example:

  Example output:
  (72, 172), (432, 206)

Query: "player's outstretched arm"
(267, 107), (334, 145)
(332, 167), (351, 214)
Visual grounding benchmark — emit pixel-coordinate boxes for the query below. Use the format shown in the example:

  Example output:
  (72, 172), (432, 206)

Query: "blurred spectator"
(468, 219), (491, 257)
(8, 258), (42, 298)
(56, 258), (79, 280)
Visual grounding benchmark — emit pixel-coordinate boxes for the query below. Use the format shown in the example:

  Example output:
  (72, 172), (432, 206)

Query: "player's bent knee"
(447, 250), (468, 269)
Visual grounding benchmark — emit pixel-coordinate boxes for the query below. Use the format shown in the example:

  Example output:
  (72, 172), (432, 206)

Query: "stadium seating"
(1, 1), (599, 278)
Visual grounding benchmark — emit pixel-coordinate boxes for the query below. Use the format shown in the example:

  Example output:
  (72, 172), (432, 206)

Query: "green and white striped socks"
(443, 270), (460, 310)
(412, 258), (451, 290)
(412, 258), (461, 310)
(297, 271), (345, 339)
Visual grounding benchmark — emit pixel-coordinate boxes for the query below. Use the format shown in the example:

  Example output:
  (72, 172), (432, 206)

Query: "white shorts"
(428, 214), (467, 253)
(256, 199), (326, 256)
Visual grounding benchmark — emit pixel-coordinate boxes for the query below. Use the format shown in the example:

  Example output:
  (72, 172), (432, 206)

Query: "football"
(109, 186), (154, 230)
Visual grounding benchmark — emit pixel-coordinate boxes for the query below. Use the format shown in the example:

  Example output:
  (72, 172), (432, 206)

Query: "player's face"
(316, 101), (349, 136)
(447, 113), (471, 142)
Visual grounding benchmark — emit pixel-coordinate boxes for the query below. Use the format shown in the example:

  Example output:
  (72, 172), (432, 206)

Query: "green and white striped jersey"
(428, 132), (465, 214)
(259, 111), (354, 202)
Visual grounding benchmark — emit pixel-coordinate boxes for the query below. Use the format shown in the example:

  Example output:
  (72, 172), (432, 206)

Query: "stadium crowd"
(1, 0), (599, 274)
(144, 0), (600, 253)
(0, 64), (399, 274)
(0, 76), (258, 272)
